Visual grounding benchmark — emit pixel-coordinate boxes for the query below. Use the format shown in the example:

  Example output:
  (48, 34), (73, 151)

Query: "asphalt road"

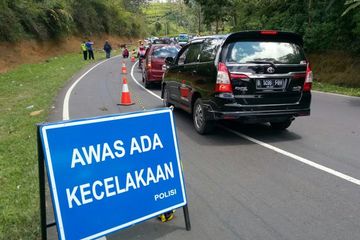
(47, 55), (360, 240)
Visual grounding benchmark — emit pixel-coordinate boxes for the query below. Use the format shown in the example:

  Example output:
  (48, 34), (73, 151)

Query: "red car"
(142, 44), (180, 88)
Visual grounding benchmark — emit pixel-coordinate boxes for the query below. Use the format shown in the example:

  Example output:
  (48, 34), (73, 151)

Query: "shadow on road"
(108, 219), (184, 240)
(172, 108), (303, 146)
(348, 98), (360, 107)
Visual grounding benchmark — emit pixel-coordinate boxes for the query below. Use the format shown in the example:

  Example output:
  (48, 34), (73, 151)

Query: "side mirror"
(165, 57), (174, 65)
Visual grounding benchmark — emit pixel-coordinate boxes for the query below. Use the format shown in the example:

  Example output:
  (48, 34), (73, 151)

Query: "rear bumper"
(201, 92), (311, 122)
(207, 108), (310, 122)
(202, 99), (310, 123)
(146, 70), (163, 82)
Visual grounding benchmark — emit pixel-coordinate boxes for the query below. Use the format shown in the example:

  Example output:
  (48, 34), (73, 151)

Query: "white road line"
(130, 61), (162, 100)
(221, 125), (360, 186)
(313, 90), (360, 99)
(95, 237), (107, 240)
(130, 61), (360, 186)
(62, 56), (120, 120)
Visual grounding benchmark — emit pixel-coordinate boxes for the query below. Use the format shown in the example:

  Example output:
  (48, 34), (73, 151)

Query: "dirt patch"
(0, 35), (135, 73)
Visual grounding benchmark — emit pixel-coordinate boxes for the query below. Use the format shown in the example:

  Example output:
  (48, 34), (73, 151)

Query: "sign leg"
(183, 205), (191, 231)
(37, 126), (47, 240)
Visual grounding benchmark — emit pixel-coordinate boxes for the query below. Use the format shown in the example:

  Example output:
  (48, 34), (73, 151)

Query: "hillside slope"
(0, 36), (134, 73)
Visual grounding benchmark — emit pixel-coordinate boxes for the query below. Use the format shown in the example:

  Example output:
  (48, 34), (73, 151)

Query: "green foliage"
(42, 4), (74, 38)
(143, 2), (193, 36)
(0, 0), (145, 42)
(342, 0), (360, 16)
(228, 0), (360, 53)
(155, 21), (162, 33)
(123, 0), (148, 13)
(0, 4), (24, 41)
(192, 0), (234, 33)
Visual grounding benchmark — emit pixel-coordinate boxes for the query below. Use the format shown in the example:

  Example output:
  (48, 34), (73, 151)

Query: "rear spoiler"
(224, 31), (304, 47)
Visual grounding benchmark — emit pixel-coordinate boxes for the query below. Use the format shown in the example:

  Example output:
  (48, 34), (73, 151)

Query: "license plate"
(256, 79), (285, 89)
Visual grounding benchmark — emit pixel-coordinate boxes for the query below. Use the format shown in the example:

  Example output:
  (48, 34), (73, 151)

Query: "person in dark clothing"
(103, 40), (112, 59)
(86, 40), (95, 60)
(122, 46), (129, 58)
(81, 41), (87, 60)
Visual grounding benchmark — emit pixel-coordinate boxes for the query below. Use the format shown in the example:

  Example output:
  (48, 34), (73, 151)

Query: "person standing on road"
(86, 40), (95, 60)
(103, 40), (112, 59)
(137, 44), (146, 68)
(81, 41), (87, 60)
(122, 46), (129, 58)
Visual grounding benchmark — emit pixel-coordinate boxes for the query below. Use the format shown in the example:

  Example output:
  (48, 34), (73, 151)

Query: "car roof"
(189, 31), (303, 46)
(151, 43), (180, 47)
(149, 44), (181, 50)
(226, 31), (303, 46)
(190, 35), (226, 43)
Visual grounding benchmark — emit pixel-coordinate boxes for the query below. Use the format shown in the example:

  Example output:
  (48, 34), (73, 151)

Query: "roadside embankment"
(309, 52), (360, 88)
(0, 36), (135, 73)
(309, 52), (360, 96)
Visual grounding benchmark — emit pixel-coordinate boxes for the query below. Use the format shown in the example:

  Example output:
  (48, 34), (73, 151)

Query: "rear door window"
(184, 43), (201, 64)
(152, 46), (180, 58)
(177, 47), (189, 65)
(225, 41), (306, 64)
(199, 39), (222, 62)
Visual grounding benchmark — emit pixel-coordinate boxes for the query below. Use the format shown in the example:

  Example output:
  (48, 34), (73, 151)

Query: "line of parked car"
(140, 31), (312, 135)
(141, 34), (193, 88)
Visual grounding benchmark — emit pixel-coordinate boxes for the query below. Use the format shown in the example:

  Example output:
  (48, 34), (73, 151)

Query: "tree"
(123, 0), (148, 13)
(189, 0), (234, 34)
(155, 21), (162, 33)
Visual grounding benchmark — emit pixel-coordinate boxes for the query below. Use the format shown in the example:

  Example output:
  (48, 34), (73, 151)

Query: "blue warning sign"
(39, 109), (187, 239)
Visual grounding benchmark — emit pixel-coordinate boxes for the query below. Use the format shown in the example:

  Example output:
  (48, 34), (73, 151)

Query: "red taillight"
(215, 62), (232, 93)
(292, 73), (306, 79)
(260, 30), (278, 35)
(304, 63), (313, 92)
(147, 56), (152, 69)
(230, 73), (250, 79)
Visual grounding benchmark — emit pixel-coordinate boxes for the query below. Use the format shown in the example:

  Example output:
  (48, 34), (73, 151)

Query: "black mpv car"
(161, 31), (312, 134)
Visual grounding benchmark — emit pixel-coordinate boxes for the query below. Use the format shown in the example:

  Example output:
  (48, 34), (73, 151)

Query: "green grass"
(0, 51), (111, 239)
(313, 81), (360, 97)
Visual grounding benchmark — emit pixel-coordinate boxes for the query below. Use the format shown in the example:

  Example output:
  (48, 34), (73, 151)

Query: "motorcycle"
(138, 55), (145, 69)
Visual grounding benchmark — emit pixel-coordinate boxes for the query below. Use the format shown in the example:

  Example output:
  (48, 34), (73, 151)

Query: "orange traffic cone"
(131, 56), (135, 62)
(118, 77), (134, 106)
(121, 62), (127, 74)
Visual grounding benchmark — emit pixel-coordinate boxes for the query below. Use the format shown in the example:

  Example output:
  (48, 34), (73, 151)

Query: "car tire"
(193, 98), (215, 134)
(144, 79), (150, 89)
(270, 119), (292, 130)
(163, 87), (171, 107)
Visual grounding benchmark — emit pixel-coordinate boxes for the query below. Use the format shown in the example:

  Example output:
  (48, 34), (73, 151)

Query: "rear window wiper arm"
(245, 60), (277, 65)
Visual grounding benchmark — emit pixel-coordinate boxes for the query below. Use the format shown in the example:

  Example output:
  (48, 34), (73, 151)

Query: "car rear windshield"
(225, 41), (306, 64)
(152, 46), (180, 58)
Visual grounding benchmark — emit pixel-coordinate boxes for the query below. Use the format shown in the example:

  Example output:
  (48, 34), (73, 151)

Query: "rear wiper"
(245, 60), (277, 65)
